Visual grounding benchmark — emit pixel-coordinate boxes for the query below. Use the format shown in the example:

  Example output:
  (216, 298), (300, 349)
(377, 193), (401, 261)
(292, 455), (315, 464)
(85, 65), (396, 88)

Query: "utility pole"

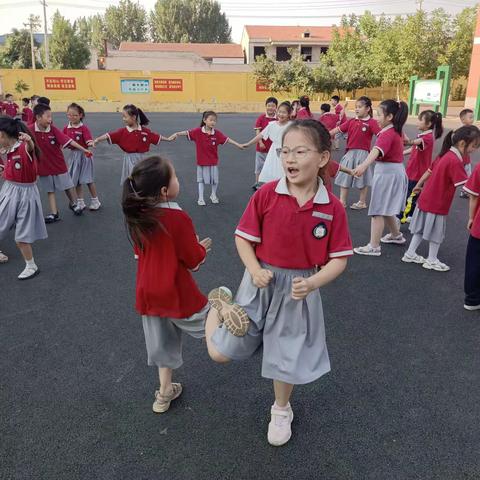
(23, 15), (41, 70)
(40, 0), (49, 68)
(416, 0), (424, 11)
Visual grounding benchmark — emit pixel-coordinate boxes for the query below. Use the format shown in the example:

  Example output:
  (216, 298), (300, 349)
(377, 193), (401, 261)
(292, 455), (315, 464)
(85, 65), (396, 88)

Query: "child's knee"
(207, 345), (230, 364)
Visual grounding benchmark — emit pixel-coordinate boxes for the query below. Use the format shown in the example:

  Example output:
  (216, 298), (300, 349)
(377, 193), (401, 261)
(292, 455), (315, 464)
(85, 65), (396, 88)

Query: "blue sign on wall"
(121, 79), (150, 94)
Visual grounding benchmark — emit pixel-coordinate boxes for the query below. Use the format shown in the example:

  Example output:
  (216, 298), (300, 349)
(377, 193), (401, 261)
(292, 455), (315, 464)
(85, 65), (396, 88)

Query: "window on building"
(301, 46), (312, 62)
(276, 47), (291, 61)
(253, 46), (266, 60)
(320, 47), (329, 54)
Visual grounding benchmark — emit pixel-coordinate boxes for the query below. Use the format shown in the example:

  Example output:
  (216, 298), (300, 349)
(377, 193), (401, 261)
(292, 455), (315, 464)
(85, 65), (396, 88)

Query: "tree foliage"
(49, 11), (91, 69)
(0, 29), (41, 68)
(150, 0), (231, 43)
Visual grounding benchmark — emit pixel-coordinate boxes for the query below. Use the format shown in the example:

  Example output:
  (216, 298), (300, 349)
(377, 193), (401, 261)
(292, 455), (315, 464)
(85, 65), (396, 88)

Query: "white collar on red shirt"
(201, 126), (215, 134)
(126, 125), (142, 133)
(156, 201), (182, 210)
(356, 115), (371, 121)
(450, 146), (463, 161)
(7, 141), (22, 153)
(34, 122), (51, 133)
(265, 113), (276, 119)
(378, 124), (394, 135)
(418, 129), (433, 137)
(67, 122), (83, 128)
(275, 176), (329, 204)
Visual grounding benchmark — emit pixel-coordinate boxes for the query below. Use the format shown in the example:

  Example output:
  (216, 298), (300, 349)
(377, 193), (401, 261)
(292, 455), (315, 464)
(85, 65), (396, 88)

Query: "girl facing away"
(0, 116), (47, 279)
(63, 103), (101, 211)
(402, 126), (480, 272)
(330, 96), (381, 209)
(93, 104), (175, 185)
(171, 111), (244, 206)
(122, 155), (220, 413)
(243, 101), (292, 184)
(352, 100), (409, 256)
(296, 95), (313, 120)
(205, 119), (353, 446)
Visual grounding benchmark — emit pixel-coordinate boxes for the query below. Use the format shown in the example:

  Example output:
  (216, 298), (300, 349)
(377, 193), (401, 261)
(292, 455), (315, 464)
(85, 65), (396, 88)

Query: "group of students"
(1, 92), (480, 447)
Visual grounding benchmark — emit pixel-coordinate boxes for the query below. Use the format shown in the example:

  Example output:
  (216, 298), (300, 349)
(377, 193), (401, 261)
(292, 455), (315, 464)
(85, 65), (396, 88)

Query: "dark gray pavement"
(1, 113), (480, 480)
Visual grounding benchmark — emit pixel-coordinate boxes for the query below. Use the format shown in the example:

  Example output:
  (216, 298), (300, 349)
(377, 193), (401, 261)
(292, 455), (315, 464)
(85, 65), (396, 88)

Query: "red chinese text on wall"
(153, 79), (183, 91)
(44, 77), (77, 90)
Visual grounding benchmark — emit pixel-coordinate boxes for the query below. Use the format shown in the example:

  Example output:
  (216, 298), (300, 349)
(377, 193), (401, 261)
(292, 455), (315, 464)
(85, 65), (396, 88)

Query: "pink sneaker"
(267, 403), (294, 446)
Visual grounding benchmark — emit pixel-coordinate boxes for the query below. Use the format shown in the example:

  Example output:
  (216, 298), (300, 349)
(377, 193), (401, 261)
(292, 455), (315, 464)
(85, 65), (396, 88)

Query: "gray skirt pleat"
(68, 150), (94, 186)
(409, 208), (446, 243)
(121, 153), (145, 186)
(335, 149), (373, 189)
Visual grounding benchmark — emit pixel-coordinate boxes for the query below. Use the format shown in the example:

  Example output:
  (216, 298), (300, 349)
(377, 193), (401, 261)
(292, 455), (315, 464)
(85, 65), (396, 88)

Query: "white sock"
(26, 258), (36, 268)
(406, 234), (423, 257)
(198, 182), (205, 201)
(78, 197), (84, 203)
(91, 197), (98, 201)
(427, 241), (441, 262)
(211, 184), (218, 197)
(274, 401), (290, 410)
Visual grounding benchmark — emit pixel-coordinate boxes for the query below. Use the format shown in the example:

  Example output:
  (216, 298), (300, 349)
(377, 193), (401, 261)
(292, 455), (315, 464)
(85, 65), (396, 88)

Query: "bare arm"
(413, 169), (432, 194)
(93, 133), (109, 146)
(174, 130), (189, 137)
(69, 139), (91, 155)
(227, 138), (245, 149)
(329, 127), (341, 136)
(403, 147), (413, 156)
(339, 165), (354, 176)
(352, 148), (380, 177)
(235, 236), (273, 288)
(18, 132), (34, 153)
(243, 132), (264, 148)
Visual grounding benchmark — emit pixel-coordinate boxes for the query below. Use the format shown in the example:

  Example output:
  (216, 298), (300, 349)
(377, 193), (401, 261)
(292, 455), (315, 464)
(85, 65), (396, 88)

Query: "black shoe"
(251, 182), (259, 191)
(72, 204), (83, 216)
(44, 212), (60, 224)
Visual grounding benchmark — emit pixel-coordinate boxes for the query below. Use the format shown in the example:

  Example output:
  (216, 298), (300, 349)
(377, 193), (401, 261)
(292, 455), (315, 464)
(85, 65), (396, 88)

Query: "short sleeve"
(451, 158), (468, 187)
(174, 212), (207, 270)
(235, 190), (264, 243)
(255, 115), (264, 130)
(215, 130), (229, 145)
(339, 118), (351, 134)
(419, 133), (433, 152)
(187, 128), (199, 142)
(369, 119), (381, 135)
(328, 160), (341, 178)
(83, 125), (93, 143)
(147, 129), (161, 146)
(464, 164), (480, 196)
(107, 128), (124, 145)
(463, 154), (471, 166)
(328, 201), (353, 258)
(52, 125), (72, 148)
(374, 131), (393, 158)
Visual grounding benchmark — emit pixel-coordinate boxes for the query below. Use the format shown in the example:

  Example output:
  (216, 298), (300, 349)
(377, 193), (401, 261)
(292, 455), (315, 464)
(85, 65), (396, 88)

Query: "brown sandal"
(152, 383), (183, 413)
(208, 287), (250, 337)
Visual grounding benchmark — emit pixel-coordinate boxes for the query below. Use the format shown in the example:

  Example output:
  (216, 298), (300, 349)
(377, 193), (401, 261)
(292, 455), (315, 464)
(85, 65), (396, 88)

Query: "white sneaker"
(381, 233), (406, 244)
(402, 253), (426, 264)
(89, 198), (101, 211)
(77, 198), (86, 211)
(464, 304), (480, 311)
(354, 244), (381, 256)
(210, 194), (220, 204)
(267, 404), (294, 446)
(422, 259), (450, 272)
(0, 251), (8, 263)
(197, 199), (206, 206)
(18, 264), (39, 280)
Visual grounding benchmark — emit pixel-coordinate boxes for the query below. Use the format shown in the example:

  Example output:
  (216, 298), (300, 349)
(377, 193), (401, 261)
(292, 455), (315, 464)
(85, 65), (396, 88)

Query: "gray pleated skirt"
(0, 181), (48, 243)
(335, 149), (373, 189)
(409, 208), (446, 244)
(38, 172), (74, 193)
(68, 150), (94, 186)
(368, 162), (408, 216)
(121, 153), (144, 186)
(197, 165), (219, 185)
(211, 264), (331, 385)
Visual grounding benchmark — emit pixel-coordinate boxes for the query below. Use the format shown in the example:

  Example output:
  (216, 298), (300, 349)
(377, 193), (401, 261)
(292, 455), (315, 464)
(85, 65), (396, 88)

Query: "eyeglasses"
(276, 146), (319, 159)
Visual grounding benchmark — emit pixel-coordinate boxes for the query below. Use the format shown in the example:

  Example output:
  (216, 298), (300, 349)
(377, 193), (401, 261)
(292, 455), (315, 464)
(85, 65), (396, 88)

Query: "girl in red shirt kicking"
(121, 155), (224, 414)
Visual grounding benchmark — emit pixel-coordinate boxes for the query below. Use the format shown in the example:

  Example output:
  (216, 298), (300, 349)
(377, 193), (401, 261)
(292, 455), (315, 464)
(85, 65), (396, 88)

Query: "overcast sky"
(0, 0), (477, 42)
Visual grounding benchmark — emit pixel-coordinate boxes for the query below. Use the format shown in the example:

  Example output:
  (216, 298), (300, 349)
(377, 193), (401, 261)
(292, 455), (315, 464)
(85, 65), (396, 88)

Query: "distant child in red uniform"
(252, 96), (277, 190)
(30, 95), (40, 109)
(459, 108), (475, 198)
(94, 104), (174, 185)
(172, 111), (245, 206)
(63, 103), (100, 211)
(290, 100), (300, 120)
(3, 94), (19, 118)
(296, 95), (313, 120)
(21, 98), (33, 124)
(30, 103), (91, 222)
(318, 103), (338, 131)
(122, 155), (220, 414)
(330, 96), (380, 209)
(205, 119), (353, 447)
(402, 126), (480, 271)
(401, 110), (443, 220)
(0, 116), (47, 279)
(330, 95), (345, 150)
(463, 156), (480, 310)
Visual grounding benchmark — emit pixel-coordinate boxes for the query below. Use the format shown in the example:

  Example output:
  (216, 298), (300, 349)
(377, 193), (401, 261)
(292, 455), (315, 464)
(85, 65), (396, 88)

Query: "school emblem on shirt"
(76, 135), (81, 141)
(362, 126), (367, 132)
(14, 162), (21, 170)
(312, 222), (328, 239)
(50, 139), (56, 145)
(142, 137), (147, 142)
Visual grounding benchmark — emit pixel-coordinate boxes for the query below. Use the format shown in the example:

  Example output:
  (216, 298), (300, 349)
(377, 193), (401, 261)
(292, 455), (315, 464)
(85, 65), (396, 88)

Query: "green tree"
(0, 29), (41, 68)
(150, 0), (231, 43)
(49, 11), (91, 69)
(441, 6), (477, 78)
(104, 0), (147, 49)
(312, 55), (339, 97)
(74, 15), (106, 55)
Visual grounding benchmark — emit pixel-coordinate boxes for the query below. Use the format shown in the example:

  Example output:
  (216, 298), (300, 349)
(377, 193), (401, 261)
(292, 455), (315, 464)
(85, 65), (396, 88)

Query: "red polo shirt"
(30, 123), (72, 176)
(318, 113), (339, 131)
(374, 125), (404, 163)
(417, 147), (468, 215)
(107, 126), (160, 153)
(3, 141), (37, 183)
(323, 160), (341, 193)
(296, 108), (313, 120)
(21, 107), (33, 124)
(235, 177), (353, 269)
(405, 130), (434, 181)
(3, 102), (19, 117)
(135, 203), (208, 318)
(339, 117), (380, 152)
(464, 163), (480, 239)
(63, 122), (93, 149)
(255, 113), (276, 153)
(188, 127), (228, 166)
